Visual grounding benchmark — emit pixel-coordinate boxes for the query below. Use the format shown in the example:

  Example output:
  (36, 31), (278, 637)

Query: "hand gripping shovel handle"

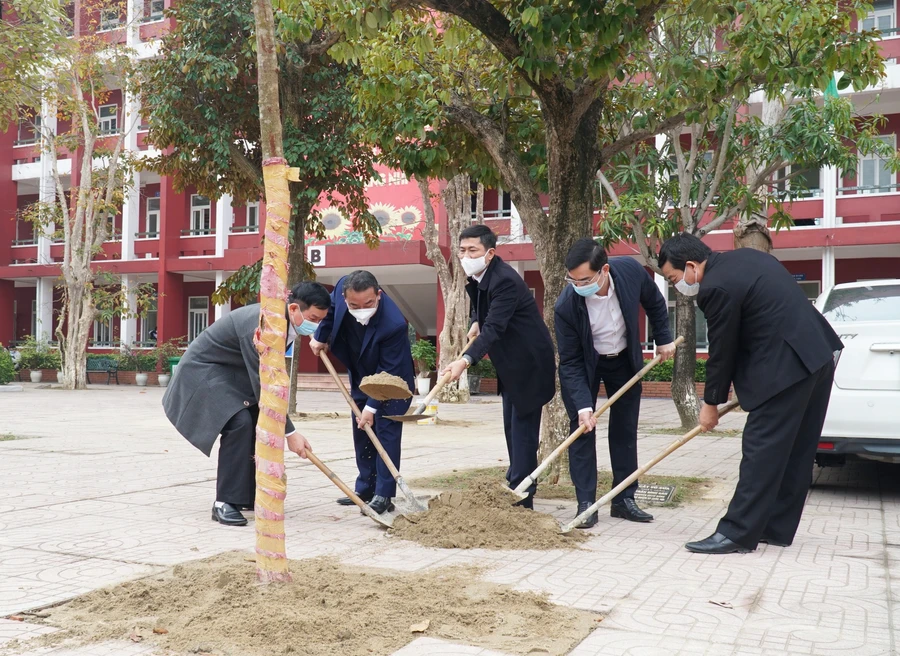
(561, 398), (740, 533)
(409, 335), (479, 415)
(318, 351), (427, 512)
(305, 451), (392, 528)
(513, 335), (685, 496)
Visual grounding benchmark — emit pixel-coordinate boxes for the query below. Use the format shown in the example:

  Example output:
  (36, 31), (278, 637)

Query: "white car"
(815, 279), (900, 465)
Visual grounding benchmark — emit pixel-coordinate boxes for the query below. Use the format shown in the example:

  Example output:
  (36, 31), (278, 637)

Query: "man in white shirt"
(555, 239), (675, 528)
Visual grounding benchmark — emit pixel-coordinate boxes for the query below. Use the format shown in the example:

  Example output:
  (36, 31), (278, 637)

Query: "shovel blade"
(396, 476), (429, 513)
(384, 413), (427, 423)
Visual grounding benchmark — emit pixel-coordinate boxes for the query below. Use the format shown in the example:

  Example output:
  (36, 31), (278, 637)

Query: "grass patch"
(646, 427), (743, 437)
(0, 433), (22, 441)
(409, 466), (713, 507)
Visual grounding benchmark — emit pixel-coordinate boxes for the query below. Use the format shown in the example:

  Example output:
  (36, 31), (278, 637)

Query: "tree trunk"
(732, 220), (773, 252)
(250, 0), (292, 583)
(419, 175), (470, 403)
(671, 291), (700, 429)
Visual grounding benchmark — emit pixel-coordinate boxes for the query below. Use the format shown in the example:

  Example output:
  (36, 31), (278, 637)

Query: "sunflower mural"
(306, 202), (425, 246)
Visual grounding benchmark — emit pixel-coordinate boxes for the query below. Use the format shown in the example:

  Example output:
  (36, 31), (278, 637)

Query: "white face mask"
(675, 264), (700, 297)
(461, 253), (490, 277)
(348, 305), (377, 325)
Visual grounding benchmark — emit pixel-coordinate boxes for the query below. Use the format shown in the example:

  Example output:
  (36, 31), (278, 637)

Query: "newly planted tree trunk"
(250, 0), (294, 583)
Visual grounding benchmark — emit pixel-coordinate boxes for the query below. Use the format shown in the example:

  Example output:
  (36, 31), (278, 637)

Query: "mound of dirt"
(24, 551), (598, 656)
(359, 372), (412, 400)
(390, 481), (587, 550)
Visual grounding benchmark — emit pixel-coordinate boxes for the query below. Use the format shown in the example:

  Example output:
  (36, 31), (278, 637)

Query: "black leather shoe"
(759, 535), (790, 547)
(211, 503), (248, 526)
(574, 501), (598, 529)
(236, 504), (254, 511)
(337, 494), (372, 506)
(610, 498), (653, 523)
(365, 495), (395, 515)
(685, 532), (751, 554)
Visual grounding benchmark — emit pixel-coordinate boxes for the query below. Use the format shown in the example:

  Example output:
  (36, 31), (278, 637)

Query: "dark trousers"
(568, 354), (642, 504)
(351, 399), (403, 498)
(216, 405), (259, 506)
(718, 361), (835, 549)
(501, 388), (543, 505)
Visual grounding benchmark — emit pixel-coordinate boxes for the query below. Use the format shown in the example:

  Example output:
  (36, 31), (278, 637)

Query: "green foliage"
(152, 338), (187, 374)
(471, 358), (496, 379)
(643, 359), (706, 383)
(0, 346), (15, 384)
(410, 339), (437, 373)
(116, 346), (157, 372)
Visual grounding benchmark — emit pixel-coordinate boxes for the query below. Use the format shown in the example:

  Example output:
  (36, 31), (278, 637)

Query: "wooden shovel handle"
(417, 336), (478, 409)
(318, 351), (402, 480)
(306, 451), (367, 509)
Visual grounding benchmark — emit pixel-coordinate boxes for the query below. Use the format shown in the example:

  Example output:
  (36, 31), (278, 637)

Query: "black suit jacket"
(699, 249), (843, 411)
(555, 257), (673, 417)
(463, 256), (556, 409)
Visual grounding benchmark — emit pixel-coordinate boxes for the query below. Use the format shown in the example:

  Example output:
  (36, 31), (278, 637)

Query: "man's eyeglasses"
(565, 272), (601, 287)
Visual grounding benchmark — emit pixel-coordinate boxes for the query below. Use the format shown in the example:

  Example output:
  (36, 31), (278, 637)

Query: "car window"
(822, 284), (900, 322)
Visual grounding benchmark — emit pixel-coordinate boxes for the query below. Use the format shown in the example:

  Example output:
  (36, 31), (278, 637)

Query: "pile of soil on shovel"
(390, 481), (588, 550)
(359, 371), (412, 400)
(20, 551), (598, 656)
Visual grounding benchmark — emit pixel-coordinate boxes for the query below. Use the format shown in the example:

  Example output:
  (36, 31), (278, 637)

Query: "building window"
(191, 194), (211, 234)
(861, 0), (895, 32)
(99, 104), (118, 135)
(859, 135), (896, 194)
(188, 297), (209, 342)
(141, 299), (158, 343)
(247, 202), (259, 231)
(146, 197), (160, 236)
(92, 318), (115, 346)
(99, 6), (123, 30)
(144, 0), (164, 20)
(797, 281), (821, 303)
(776, 166), (822, 199)
(15, 115), (40, 145)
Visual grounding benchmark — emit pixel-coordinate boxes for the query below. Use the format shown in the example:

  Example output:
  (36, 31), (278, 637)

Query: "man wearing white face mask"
(659, 233), (842, 554)
(162, 281), (325, 526)
(310, 270), (415, 515)
(555, 239), (674, 528)
(443, 225), (556, 509)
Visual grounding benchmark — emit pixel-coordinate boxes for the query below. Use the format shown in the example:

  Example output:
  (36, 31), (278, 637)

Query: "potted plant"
(410, 338), (437, 396)
(153, 338), (184, 387)
(18, 336), (45, 383)
(118, 346), (149, 386)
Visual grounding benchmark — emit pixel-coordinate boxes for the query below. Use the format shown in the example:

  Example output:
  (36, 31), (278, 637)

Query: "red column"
(157, 174), (186, 342)
(0, 281), (14, 345)
(0, 120), (18, 344)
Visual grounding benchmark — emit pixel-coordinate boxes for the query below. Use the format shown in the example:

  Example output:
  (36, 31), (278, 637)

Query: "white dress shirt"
(578, 275), (627, 416)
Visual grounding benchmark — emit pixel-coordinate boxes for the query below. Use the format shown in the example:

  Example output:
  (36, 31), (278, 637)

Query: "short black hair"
(564, 238), (608, 272)
(658, 233), (712, 270)
(342, 270), (379, 295)
(288, 281), (330, 310)
(459, 224), (497, 250)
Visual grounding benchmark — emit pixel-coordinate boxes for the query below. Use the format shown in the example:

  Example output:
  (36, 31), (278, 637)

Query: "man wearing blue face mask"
(555, 239), (674, 528)
(659, 233), (842, 554)
(162, 281), (328, 527)
(309, 270), (415, 514)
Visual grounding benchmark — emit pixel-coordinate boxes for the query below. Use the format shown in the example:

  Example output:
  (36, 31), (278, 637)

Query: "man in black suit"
(443, 225), (556, 508)
(659, 233), (842, 554)
(556, 239), (675, 528)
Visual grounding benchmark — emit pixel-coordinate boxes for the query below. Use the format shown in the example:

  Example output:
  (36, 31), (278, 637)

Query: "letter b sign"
(307, 246), (326, 266)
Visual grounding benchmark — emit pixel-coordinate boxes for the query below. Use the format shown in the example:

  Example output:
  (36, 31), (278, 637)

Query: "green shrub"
(0, 346), (15, 385)
(410, 339), (437, 373)
(40, 350), (61, 370)
(643, 358), (706, 382)
(471, 357), (496, 379)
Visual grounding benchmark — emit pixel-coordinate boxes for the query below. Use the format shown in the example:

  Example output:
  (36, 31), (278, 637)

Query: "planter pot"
(158, 373), (170, 387)
(56, 371), (63, 383)
(135, 372), (149, 387)
(30, 370), (43, 383)
(467, 374), (482, 394)
(416, 377), (432, 396)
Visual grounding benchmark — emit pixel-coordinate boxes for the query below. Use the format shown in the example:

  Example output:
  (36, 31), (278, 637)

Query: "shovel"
(561, 398), (740, 533)
(511, 335), (686, 500)
(318, 351), (429, 513)
(305, 451), (393, 528)
(385, 336), (478, 423)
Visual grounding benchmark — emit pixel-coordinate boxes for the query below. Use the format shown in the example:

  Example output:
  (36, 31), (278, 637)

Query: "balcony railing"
(135, 231), (159, 239)
(470, 209), (514, 221)
(229, 224), (259, 234)
(13, 137), (38, 146)
(838, 182), (900, 195)
(11, 238), (38, 246)
(181, 228), (214, 236)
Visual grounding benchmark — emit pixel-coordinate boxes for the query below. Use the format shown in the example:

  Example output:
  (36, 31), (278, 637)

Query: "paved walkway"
(0, 385), (897, 655)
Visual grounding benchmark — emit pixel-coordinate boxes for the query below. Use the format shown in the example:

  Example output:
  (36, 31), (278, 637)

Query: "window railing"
(470, 208), (513, 221)
(135, 231), (159, 238)
(106, 231), (123, 242)
(229, 224), (259, 233)
(11, 238), (38, 246)
(837, 182), (900, 195)
(181, 228), (214, 236)
(13, 137), (38, 146)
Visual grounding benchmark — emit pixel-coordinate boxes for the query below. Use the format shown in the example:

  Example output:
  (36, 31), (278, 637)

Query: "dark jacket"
(313, 277), (415, 414)
(463, 256), (556, 409)
(555, 256), (673, 417)
(699, 249), (843, 411)
(162, 304), (294, 456)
